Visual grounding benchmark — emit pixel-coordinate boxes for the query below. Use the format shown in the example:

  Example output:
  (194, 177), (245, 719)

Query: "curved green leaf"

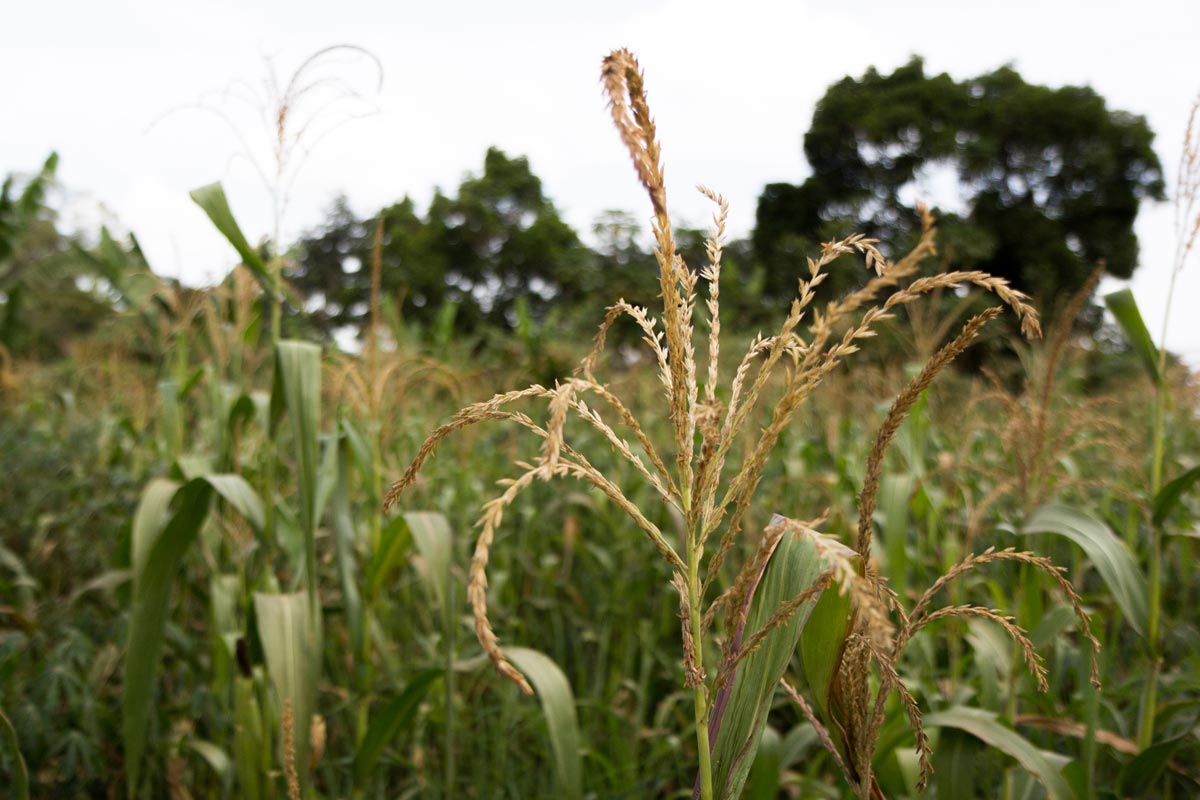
(340, 417), (376, 488)
(407, 511), (453, 611)
(1154, 465), (1200, 527)
(1023, 503), (1148, 637)
(1103, 289), (1162, 385)
(131, 478), (181, 577)
(185, 738), (233, 790)
(271, 340), (322, 593)
(353, 669), (441, 786)
(223, 391), (258, 466)
(507, 647), (582, 800)
(368, 513), (414, 599)
(798, 570), (854, 721)
(744, 725), (784, 800)
(189, 183), (274, 296)
(925, 706), (1073, 800)
(254, 591), (321, 790)
(331, 432), (363, 668)
(1118, 729), (1194, 796)
(711, 523), (830, 800)
(124, 472), (264, 797)
(878, 473), (914, 601)
(123, 478), (214, 797)
(204, 473), (265, 535)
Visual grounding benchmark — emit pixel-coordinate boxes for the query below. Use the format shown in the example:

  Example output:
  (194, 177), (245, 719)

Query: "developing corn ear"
(385, 48), (1096, 799)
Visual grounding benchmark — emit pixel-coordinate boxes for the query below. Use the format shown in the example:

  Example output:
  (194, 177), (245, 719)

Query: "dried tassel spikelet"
(282, 699), (301, 800)
(379, 59), (1095, 800)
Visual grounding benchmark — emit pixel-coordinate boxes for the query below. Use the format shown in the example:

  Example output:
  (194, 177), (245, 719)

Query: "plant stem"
(687, 530), (714, 800)
(1139, 271), (1174, 750)
(445, 569), (457, 800)
(1138, 538), (1162, 750)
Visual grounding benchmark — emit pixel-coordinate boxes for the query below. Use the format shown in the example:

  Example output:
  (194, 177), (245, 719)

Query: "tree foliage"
(755, 58), (1165, 313)
(289, 148), (599, 337)
(0, 154), (119, 358)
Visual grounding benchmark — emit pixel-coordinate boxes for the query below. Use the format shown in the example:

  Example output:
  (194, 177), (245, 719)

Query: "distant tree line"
(289, 59), (1163, 349)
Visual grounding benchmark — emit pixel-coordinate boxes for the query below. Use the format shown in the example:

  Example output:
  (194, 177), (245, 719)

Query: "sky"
(4, 0), (1199, 362)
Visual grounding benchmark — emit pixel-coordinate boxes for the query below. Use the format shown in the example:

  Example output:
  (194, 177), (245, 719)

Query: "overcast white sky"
(4, 0), (1199, 361)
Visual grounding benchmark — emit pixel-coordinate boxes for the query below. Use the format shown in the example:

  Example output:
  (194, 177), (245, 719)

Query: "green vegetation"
(755, 58), (1165, 311)
(0, 48), (1198, 800)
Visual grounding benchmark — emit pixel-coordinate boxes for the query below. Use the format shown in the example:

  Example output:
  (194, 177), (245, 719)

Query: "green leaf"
(233, 677), (265, 800)
(967, 618), (1012, 709)
(1023, 504), (1149, 638)
(130, 478), (181, 578)
(314, 430), (338, 530)
(210, 574), (240, 684)
(272, 341), (322, 592)
(205, 473), (266, 535)
(797, 557), (855, 725)
(68, 569), (133, 605)
(1118, 735), (1190, 796)
(1118, 709), (1199, 796)
(878, 473), (913, 611)
(711, 523), (830, 800)
(924, 706), (1073, 800)
(189, 183), (275, 297)
(341, 417), (376, 489)
(185, 738), (233, 791)
(935, 726), (981, 800)
(157, 380), (183, 460)
(123, 478), (214, 797)
(506, 647), (582, 800)
(744, 725), (784, 800)
(253, 591), (321, 789)
(332, 433), (364, 670)
(367, 513), (413, 599)
(1153, 465), (1200, 527)
(353, 669), (441, 786)
(1104, 289), (1162, 385)
(125, 466), (261, 766)
(223, 391), (259, 467)
(0, 706), (29, 800)
(406, 511), (453, 611)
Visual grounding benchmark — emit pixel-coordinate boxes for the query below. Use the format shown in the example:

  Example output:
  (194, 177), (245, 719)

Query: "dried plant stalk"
(383, 48), (1099, 800)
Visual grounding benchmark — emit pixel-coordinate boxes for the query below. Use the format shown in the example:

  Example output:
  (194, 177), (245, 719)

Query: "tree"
(289, 147), (595, 338)
(754, 58), (1165, 319)
(284, 195), (371, 336)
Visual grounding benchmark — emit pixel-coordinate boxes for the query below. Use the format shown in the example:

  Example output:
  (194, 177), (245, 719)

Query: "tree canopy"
(286, 62), (1166, 354)
(288, 147), (602, 337)
(755, 58), (1165, 311)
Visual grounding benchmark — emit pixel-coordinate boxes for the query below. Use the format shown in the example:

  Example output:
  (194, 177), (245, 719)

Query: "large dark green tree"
(755, 58), (1165, 314)
(289, 147), (596, 337)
